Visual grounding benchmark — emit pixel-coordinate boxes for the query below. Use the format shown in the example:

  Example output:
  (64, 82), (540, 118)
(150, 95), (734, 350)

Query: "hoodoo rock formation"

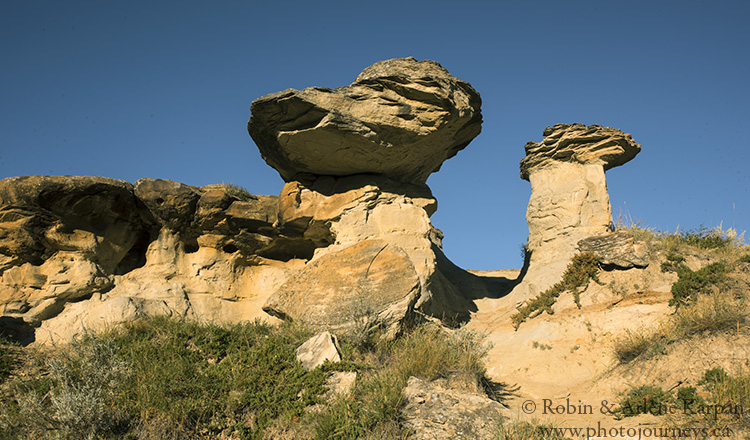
(0, 58), (647, 346)
(512, 123), (644, 300)
(250, 58), (500, 335)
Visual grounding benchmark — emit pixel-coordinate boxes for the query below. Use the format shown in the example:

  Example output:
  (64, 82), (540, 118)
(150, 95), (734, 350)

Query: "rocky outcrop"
(248, 57), (482, 185)
(577, 231), (649, 269)
(0, 175), (307, 343)
(402, 376), (506, 440)
(265, 239), (421, 336)
(512, 124), (642, 300)
(251, 58), (507, 334)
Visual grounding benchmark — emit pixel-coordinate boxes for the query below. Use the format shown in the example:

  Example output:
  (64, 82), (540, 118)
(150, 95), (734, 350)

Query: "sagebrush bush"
(1, 335), (130, 439)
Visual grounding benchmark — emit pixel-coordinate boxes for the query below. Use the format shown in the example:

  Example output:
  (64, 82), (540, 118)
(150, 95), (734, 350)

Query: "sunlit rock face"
(512, 123), (642, 300)
(249, 58), (502, 334)
(0, 175), (307, 344)
(248, 57), (482, 185)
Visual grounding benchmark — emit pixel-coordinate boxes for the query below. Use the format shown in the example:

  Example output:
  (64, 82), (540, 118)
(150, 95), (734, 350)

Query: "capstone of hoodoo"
(248, 57), (482, 185)
(513, 123), (642, 299)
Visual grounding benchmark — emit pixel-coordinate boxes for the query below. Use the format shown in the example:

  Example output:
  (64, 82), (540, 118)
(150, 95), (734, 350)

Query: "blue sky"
(1, 0), (748, 270)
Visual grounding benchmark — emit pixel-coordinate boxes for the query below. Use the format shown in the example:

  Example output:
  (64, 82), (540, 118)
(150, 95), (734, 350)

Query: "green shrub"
(512, 253), (601, 329)
(678, 225), (737, 250)
(739, 254), (750, 263)
(111, 317), (328, 439)
(668, 262), (728, 306)
(700, 367), (730, 387)
(676, 386), (705, 411)
(615, 385), (674, 418)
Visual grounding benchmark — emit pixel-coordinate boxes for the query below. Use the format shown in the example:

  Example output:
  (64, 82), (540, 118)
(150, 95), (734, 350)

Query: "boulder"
(248, 57), (482, 184)
(134, 178), (202, 231)
(263, 239), (421, 336)
(402, 376), (506, 440)
(295, 331), (341, 370)
(578, 231), (649, 269)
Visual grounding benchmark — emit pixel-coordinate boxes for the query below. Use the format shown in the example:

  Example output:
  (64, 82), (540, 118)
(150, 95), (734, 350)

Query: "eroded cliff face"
(0, 61), (648, 344)
(0, 176), (308, 343)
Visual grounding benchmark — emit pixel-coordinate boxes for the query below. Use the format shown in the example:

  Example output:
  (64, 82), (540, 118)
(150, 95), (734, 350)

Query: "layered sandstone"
(249, 57), (482, 185)
(250, 58), (503, 334)
(0, 176), (308, 343)
(513, 123), (643, 299)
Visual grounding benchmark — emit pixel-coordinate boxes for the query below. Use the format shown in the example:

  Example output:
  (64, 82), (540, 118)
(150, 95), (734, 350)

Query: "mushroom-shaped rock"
(520, 123), (641, 180)
(248, 57), (482, 184)
(510, 124), (642, 301)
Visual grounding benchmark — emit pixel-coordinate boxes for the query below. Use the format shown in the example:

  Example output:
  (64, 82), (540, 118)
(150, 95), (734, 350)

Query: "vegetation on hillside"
(0, 318), (510, 440)
(512, 252), (602, 329)
(613, 225), (749, 364)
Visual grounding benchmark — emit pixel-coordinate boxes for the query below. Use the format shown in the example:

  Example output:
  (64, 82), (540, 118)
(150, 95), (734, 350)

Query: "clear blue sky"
(2, 0), (748, 270)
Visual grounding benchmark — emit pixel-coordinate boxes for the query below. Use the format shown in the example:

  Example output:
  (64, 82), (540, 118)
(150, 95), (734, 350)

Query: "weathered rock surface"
(246, 60), (508, 333)
(402, 376), (506, 440)
(296, 331), (341, 370)
(248, 57), (482, 184)
(264, 239), (421, 336)
(0, 175), (308, 343)
(511, 124), (642, 300)
(577, 231), (649, 269)
(267, 174), (513, 330)
(519, 123), (640, 181)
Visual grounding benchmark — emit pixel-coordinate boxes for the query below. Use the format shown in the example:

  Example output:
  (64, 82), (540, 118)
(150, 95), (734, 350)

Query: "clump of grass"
(614, 385), (675, 418)
(313, 325), (495, 439)
(1, 335), (131, 439)
(0, 336), (17, 382)
(614, 290), (747, 363)
(613, 328), (656, 363)
(225, 183), (253, 201)
(512, 253), (601, 329)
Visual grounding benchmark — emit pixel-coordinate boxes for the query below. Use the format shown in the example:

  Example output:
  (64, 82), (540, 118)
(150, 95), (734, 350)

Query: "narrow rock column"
(514, 123), (641, 300)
